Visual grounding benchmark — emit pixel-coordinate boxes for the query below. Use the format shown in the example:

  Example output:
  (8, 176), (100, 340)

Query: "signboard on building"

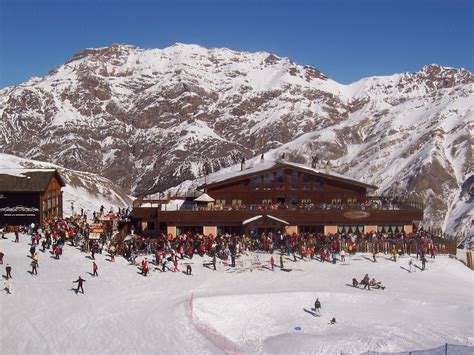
(0, 192), (40, 225)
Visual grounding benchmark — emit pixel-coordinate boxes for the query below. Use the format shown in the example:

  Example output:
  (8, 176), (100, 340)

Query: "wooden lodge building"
(132, 159), (424, 237)
(0, 169), (65, 226)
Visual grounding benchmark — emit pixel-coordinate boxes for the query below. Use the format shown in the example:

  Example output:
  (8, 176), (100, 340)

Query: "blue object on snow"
(295, 326), (301, 331)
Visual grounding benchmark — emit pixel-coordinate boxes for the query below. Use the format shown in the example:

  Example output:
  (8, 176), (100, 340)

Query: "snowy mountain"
(0, 43), (472, 233)
(0, 153), (133, 216)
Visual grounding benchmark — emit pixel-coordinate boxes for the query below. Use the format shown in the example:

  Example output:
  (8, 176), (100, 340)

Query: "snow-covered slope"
(0, 44), (472, 233)
(0, 153), (133, 215)
(0, 233), (472, 354)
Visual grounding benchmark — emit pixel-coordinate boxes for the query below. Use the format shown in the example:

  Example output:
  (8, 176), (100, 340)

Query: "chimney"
(311, 156), (319, 169)
(260, 154), (265, 164)
(325, 161), (330, 174)
(240, 157), (246, 171)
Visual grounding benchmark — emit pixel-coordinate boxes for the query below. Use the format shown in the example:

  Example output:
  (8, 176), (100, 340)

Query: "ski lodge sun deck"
(131, 159), (424, 237)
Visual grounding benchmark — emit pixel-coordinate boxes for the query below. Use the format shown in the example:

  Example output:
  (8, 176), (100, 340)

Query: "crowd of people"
(118, 227), (440, 271)
(0, 206), (445, 296)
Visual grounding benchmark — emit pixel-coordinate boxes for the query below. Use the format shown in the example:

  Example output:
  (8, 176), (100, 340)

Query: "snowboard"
(345, 283), (371, 291)
(281, 268), (293, 272)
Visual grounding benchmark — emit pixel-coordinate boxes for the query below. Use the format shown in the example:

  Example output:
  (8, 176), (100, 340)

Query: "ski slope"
(0, 234), (472, 354)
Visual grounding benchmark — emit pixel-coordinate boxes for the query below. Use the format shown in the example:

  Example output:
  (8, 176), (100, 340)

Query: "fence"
(188, 293), (243, 355)
(342, 343), (474, 355)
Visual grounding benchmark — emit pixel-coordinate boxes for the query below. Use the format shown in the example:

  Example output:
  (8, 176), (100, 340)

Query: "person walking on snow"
(5, 264), (12, 279)
(340, 249), (345, 262)
(280, 253), (284, 269)
(314, 298), (321, 316)
(92, 261), (98, 277)
(73, 276), (86, 293)
(31, 258), (38, 275)
(270, 256), (275, 270)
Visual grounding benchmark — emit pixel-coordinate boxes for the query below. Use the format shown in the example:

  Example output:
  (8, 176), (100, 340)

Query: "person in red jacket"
(270, 256), (275, 270)
(92, 261), (98, 277)
(141, 259), (149, 276)
(54, 246), (61, 259)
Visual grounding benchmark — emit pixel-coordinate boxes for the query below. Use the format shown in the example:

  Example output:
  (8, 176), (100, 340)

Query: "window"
(331, 198), (341, 205)
(301, 199), (312, 205)
(249, 176), (262, 190)
(216, 199), (226, 206)
(262, 199), (272, 205)
(263, 173), (274, 190)
(232, 200), (242, 206)
(289, 170), (298, 190)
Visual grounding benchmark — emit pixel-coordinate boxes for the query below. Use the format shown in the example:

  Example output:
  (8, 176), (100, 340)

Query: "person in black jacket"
(5, 264), (12, 279)
(73, 276), (86, 293)
(314, 298), (321, 316)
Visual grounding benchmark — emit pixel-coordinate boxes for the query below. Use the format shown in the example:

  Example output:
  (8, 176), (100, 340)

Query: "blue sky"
(0, 0), (472, 88)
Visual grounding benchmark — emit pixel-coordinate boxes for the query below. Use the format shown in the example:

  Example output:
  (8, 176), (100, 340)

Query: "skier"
(73, 276), (86, 294)
(14, 231), (19, 243)
(314, 298), (321, 316)
(5, 264), (12, 279)
(408, 259), (413, 272)
(421, 256), (427, 271)
(331, 250), (337, 264)
(372, 250), (377, 262)
(186, 264), (192, 275)
(212, 254), (216, 270)
(270, 256), (275, 270)
(280, 253), (284, 269)
(0, 251), (4, 264)
(92, 261), (98, 277)
(29, 244), (36, 258)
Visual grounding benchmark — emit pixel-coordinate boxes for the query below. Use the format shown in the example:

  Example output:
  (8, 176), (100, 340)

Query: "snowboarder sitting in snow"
(330, 317), (336, 324)
(314, 298), (321, 316)
(186, 264), (192, 275)
(352, 278), (359, 287)
(369, 278), (385, 290)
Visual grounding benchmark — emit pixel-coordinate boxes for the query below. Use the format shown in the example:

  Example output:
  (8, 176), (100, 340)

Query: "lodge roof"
(0, 169), (66, 192)
(198, 160), (378, 190)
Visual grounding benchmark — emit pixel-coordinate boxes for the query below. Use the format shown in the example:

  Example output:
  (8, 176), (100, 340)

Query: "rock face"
(0, 43), (472, 233)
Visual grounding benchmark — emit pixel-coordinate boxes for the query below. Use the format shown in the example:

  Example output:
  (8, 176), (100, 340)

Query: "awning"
(242, 215), (263, 225)
(194, 193), (215, 203)
(242, 215), (289, 225)
(266, 215), (289, 225)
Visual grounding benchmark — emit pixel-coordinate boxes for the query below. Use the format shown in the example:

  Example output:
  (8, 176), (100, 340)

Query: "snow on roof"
(201, 160), (376, 189)
(242, 215), (263, 225)
(194, 193), (215, 202)
(266, 215), (289, 225)
(242, 214), (290, 225)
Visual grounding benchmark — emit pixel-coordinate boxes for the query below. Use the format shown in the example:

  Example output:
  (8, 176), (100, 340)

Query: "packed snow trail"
(0, 234), (472, 354)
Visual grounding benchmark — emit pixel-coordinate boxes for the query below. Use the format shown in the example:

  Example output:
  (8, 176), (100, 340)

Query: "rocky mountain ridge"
(0, 43), (472, 234)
